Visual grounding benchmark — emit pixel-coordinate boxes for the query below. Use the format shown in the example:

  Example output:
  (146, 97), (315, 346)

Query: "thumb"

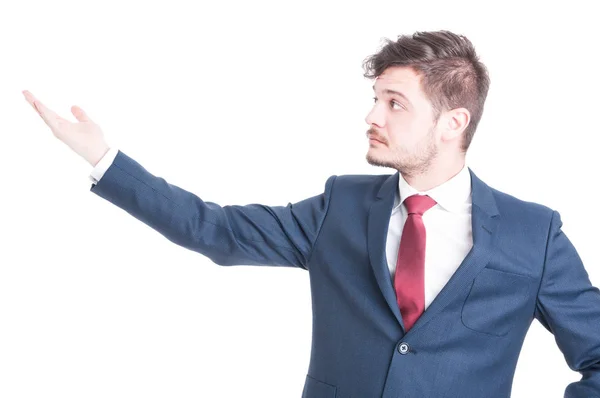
(71, 105), (93, 123)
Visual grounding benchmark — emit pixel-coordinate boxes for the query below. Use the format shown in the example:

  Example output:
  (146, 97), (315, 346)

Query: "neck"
(401, 156), (466, 192)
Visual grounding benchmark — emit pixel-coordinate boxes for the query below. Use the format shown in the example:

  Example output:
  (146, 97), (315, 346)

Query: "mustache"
(366, 128), (387, 144)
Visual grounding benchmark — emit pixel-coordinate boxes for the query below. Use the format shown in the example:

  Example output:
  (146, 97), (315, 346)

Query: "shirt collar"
(392, 164), (472, 214)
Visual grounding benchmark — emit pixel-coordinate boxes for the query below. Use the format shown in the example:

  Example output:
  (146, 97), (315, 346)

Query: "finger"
(22, 91), (62, 129)
(22, 90), (41, 114)
(71, 105), (93, 123)
(34, 98), (60, 120)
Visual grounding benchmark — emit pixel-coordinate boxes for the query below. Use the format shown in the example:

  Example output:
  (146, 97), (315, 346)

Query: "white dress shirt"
(89, 150), (473, 311)
(386, 165), (473, 310)
(89, 147), (119, 185)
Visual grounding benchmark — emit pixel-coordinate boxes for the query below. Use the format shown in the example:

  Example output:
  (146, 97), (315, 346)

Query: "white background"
(1, 0), (599, 397)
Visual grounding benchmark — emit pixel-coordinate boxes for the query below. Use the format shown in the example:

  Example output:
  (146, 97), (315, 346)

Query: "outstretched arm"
(90, 149), (335, 269)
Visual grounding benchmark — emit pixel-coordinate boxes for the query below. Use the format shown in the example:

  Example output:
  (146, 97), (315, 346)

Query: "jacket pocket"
(302, 374), (337, 398)
(461, 267), (533, 337)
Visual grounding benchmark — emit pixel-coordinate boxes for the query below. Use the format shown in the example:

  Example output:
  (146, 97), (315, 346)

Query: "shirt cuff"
(89, 147), (119, 184)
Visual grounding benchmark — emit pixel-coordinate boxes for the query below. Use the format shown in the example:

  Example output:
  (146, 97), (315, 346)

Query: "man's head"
(363, 30), (490, 177)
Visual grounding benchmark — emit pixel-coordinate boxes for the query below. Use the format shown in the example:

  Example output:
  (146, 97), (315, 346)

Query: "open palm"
(23, 90), (110, 166)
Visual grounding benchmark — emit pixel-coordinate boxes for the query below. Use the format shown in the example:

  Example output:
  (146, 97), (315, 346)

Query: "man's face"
(365, 66), (440, 176)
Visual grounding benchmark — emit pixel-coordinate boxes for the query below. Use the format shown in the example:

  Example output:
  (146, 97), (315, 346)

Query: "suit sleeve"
(89, 147), (119, 184)
(534, 210), (600, 397)
(89, 150), (335, 269)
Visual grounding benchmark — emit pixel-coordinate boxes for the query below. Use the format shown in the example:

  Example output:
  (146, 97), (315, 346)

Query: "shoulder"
(332, 173), (392, 193)
(487, 182), (554, 226)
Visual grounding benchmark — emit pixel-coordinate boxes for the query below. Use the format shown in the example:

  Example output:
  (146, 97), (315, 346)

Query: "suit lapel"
(367, 172), (405, 328)
(367, 167), (500, 334)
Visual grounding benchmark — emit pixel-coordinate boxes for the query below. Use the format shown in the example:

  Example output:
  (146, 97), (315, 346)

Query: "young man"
(23, 30), (600, 398)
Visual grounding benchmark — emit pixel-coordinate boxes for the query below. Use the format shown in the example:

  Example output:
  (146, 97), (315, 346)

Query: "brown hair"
(362, 30), (490, 152)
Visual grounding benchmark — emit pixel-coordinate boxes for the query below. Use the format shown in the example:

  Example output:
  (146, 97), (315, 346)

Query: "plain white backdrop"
(1, 0), (598, 397)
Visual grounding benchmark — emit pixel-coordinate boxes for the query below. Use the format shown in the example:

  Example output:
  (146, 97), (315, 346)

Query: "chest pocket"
(461, 266), (534, 337)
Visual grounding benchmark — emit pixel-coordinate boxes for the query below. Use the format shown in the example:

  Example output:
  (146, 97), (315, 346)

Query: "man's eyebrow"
(372, 85), (411, 105)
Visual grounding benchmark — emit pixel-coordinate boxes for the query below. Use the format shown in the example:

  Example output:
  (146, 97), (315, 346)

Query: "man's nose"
(365, 105), (384, 128)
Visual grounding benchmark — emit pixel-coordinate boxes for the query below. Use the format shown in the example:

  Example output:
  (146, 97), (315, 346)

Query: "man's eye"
(372, 97), (402, 110)
(391, 101), (402, 110)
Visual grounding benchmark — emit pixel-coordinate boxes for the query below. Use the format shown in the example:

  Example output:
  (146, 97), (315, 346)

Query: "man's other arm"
(534, 210), (600, 397)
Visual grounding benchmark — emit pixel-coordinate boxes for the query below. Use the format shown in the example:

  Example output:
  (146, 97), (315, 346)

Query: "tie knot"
(403, 194), (437, 216)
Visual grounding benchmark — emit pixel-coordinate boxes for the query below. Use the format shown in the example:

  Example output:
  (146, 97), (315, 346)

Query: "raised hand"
(23, 90), (110, 167)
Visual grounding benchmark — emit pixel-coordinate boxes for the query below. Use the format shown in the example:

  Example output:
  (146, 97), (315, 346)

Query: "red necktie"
(394, 194), (437, 331)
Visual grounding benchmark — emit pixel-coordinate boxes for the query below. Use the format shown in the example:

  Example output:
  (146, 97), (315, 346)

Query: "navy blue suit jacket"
(90, 150), (600, 398)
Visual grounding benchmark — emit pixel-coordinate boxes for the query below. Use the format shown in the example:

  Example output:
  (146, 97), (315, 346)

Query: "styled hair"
(362, 30), (490, 152)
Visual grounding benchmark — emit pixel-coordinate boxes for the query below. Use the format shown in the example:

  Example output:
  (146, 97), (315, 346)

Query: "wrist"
(87, 144), (110, 167)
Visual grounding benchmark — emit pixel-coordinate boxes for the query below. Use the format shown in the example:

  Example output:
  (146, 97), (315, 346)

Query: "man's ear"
(439, 108), (470, 143)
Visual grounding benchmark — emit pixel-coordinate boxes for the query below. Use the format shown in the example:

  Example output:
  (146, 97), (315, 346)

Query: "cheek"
(410, 114), (433, 131)
(388, 121), (434, 150)
(388, 117), (419, 142)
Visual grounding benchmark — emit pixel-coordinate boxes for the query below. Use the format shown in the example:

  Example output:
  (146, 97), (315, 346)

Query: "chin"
(366, 152), (393, 169)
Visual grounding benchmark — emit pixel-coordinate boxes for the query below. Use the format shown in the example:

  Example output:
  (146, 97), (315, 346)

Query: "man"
(23, 30), (600, 398)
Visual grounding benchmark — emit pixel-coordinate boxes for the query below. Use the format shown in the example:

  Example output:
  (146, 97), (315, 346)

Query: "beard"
(366, 125), (438, 178)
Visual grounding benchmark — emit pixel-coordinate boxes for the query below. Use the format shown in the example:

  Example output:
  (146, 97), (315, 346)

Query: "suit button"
(398, 342), (410, 355)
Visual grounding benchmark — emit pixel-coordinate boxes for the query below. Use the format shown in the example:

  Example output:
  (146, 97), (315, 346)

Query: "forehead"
(373, 66), (423, 93)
